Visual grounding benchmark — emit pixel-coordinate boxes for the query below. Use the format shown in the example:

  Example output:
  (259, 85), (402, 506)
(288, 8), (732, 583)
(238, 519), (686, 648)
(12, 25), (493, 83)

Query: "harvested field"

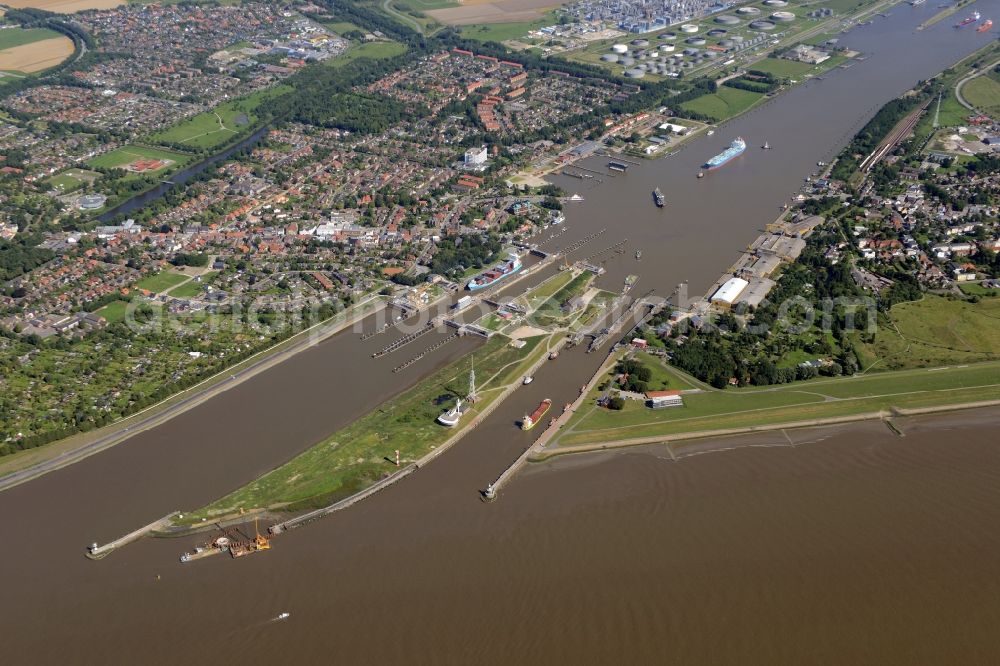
(4, 0), (123, 11)
(428, 0), (559, 25)
(0, 36), (73, 73)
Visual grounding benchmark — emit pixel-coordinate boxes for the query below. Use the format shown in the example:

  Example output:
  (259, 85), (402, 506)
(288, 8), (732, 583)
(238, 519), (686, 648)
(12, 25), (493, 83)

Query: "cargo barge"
(466, 253), (522, 291)
(956, 11), (980, 27)
(653, 188), (665, 207)
(521, 398), (552, 431)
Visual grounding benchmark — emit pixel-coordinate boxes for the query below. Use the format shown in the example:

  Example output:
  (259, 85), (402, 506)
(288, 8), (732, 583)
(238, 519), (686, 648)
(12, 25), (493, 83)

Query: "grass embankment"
(183, 333), (552, 519)
(554, 361), (1000, 447)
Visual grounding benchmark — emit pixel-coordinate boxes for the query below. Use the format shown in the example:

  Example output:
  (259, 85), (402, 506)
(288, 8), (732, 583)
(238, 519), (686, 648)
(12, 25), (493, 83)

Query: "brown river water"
(4, 3), (1000, 663)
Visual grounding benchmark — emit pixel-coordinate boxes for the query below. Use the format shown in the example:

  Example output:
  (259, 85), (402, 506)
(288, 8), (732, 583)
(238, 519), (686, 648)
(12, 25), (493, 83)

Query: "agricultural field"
(135, 271), (189, 294)
(149, 86), (290, 151)
(86, 144), (189, 177)
(0, 27), (73, 74)
(854, 294), (1000, 371)
(185, 333), (553, 516)
(428, 0), (553, 27)
(3, 0), (121, 11)
(459, 15), (554, 42)
(680, 86), (764, 121)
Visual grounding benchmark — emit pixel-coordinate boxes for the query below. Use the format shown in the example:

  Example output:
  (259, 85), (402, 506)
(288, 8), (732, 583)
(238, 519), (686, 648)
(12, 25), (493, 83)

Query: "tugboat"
(653, 188), (665, 207)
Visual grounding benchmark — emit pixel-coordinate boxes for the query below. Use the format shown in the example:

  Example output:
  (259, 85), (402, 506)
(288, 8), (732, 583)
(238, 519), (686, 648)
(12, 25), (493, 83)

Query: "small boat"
(762, 140), (770, 150)
(707, 130), (715, 136)
(635, 250), (642, 260)
(653, 188), (665, 207)
(978, 19), (993, 32)
(697, 171), (705, 179)
(277, 612), (291, 621)
(548, 351), (559, 360)
(523, 376), (533, 385)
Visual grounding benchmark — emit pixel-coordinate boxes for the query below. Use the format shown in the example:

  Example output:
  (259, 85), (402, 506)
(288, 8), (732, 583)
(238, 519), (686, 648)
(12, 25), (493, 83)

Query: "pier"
(86, 512), (178, 560)
(372, 322), (436, 359)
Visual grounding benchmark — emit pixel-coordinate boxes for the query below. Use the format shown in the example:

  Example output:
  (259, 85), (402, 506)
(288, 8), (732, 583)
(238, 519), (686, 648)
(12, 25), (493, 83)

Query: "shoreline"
(0, 294), (389, 490)
(530, 398), (1000, 462)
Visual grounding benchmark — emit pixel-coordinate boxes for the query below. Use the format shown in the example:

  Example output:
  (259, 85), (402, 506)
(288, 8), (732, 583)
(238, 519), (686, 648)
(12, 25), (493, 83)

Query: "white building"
(710, 277), (749, 306)
(464, 145), (488, 166)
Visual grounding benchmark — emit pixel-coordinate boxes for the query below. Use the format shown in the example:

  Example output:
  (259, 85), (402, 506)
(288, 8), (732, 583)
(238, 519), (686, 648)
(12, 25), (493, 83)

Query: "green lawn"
(135, 271), (189, 294)
(680, 86), (765, 122)
(150, 86), (290, 151)
(459, 16), (553, 43)
(168, 272), (216, 298)
(86, 145), (190, 176)
(323, 21), (364, 35)
(962, 74), (1000, 118)
(393, 0), (457, 9)
(94, 300), (130, 323)
(749, 57), (814, 78)
(45, 168), (98, 193)
(0, 27), (63, 50)
(960, 283), (1000, 296)
(554, 361), (1000, 447)
(324, 41), (407, 68)
(184, 333), (553, 517)
(856, 295), (1000, 371)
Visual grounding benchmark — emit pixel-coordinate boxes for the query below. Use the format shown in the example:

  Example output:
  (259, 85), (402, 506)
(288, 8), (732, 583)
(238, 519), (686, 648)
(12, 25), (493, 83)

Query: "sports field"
(45, 167), (99, 193)
(87, 145), (189, 175)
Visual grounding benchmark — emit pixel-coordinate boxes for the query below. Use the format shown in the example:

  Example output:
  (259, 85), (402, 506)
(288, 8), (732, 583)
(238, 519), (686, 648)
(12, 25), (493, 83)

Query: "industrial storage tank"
(680, 23), (698, 33)
(763, 0), (788, 6)
(718, 39), (735, 48)
(631, 39), (649, 47)
(737, 6), (761, 15)
(771, 11), (795, 22)
(659, 32), (677, 40)
(625, 68), (645, 78)
(612, 43), (628, 54)
(620, 56), (635, 66)
(659, 43), (676, 52)
(686, 36), (706, 45)
(601, 53), (619, 62)
(715, 14), (740, 25)
(750, 19), (776, 30)
(707, 28), (727, 37)
(683, 48), (699, 56)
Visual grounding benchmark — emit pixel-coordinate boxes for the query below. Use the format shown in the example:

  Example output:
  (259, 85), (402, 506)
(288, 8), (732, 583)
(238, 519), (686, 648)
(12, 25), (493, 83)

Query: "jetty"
(86, 512), (178, 560)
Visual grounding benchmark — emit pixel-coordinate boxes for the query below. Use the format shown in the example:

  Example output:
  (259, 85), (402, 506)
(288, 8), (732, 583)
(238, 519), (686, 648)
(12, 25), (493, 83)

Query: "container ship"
(956, 11), (980, 27)
(978, 18), (993, 31)
(703, 137), (746, 171)
(466, 253), (522, 291)
(521, 398), (552, 431)
(653, 188), (665, 207)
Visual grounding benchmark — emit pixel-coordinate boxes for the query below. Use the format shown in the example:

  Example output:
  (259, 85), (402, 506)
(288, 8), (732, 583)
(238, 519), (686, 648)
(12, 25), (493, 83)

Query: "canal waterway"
(4, 3), (1000, 663)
